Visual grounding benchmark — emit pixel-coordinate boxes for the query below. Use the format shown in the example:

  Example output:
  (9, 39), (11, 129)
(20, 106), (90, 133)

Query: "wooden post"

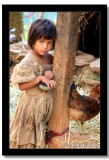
(48, 12), (79, 148)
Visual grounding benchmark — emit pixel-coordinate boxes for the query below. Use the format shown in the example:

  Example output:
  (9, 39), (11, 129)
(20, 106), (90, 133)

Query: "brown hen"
(68, 83), (100, 134)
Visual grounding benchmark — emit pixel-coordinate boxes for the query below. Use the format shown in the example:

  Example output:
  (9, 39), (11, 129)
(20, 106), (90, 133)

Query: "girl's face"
(33, 37), (54, 56)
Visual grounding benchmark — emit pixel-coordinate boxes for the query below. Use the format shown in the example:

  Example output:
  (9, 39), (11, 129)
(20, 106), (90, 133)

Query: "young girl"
(10, 19), (57, 148)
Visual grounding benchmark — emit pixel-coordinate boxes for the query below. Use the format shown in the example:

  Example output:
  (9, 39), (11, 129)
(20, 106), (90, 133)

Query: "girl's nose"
(43, 43), (47, 49)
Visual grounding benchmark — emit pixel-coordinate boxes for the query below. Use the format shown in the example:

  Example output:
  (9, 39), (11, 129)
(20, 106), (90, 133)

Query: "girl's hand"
(39, 76), (57, 88)
(44, 70), (53, 79)
(48, 80), (57, 88)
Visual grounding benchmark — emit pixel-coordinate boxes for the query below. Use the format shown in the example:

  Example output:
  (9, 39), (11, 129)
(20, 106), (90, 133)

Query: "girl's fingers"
(47, 73), (53, 79)
(48, 80), (57, 88)
(50, 73), (53, 79)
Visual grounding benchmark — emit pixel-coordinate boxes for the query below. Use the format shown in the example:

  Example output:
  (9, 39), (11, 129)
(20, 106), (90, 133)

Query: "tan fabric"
(10, 52), (54, 148)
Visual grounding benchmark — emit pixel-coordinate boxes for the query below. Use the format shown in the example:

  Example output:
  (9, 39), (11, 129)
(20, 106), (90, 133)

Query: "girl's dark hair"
(28, 19), (56, 49)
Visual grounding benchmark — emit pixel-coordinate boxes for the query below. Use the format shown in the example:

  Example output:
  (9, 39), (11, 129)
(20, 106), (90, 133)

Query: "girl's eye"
(48, 42), (53, 44)
(39, 41), (43, 43)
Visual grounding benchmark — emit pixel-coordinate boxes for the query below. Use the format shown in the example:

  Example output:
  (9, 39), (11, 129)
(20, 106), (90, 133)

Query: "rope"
(45, 126), (69, 144)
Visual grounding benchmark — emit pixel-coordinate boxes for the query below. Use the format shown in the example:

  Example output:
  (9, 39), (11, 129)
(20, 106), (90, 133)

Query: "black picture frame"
(2, 4), (107, 156)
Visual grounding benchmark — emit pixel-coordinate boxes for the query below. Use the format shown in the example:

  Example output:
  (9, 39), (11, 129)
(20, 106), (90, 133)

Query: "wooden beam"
(48, 12), (79, 148)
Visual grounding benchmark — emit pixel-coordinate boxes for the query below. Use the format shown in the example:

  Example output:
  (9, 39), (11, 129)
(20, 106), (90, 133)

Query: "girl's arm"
(19, 76), (41, 91)
(19, 75), (57, 91)
(44, 54), (53, 79)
